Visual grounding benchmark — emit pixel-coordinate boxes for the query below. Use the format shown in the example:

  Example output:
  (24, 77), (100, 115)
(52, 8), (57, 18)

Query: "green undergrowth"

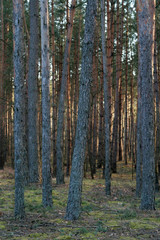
(0, 164), (160, 239)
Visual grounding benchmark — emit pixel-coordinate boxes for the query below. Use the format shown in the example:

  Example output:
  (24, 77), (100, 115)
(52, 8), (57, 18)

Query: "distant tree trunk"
(136, 3), (142, 198)
(124, 3), (129, 165)
(27, 0), (39, 183)
(56, 0), (76, 185)
(13, 0), (26, 219)
(66, 70), (71, 176)
(65, 0), (97, 220)
(101, 0), (111, 195)
(130, 59), (135, 170)
(138, 0), (155, 210)
(0, 0), (5, 170)
(118, 0), (124, 164)
(40, 0), (52, 207)
(98, 66), (105, 170)
(111, 0), (123, 172)
(111, 0), (120, 173)
(106, 0), (112, 134)
(154, 41), (159, 191)
(51, 0), (57, 177)
(92, 27), (98, 175)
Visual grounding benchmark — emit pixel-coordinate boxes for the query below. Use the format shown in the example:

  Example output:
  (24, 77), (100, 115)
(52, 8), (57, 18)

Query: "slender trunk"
(66, 70), (71, 176)
(98, 70), (105, 169)
(111, 0), (123, 172)
(51, 0), (57, 177)
(28, 0), (39, 183)
(154, 40), (159, 191)
(0, 0), (5, 169)
(118, 0), (124, 163)
(101, 0), (111, 195)
(40, 0), (52, 207)
(124, 3), (128, 165)
(136, 1), (142, 198)
(56, 0), (76, 184)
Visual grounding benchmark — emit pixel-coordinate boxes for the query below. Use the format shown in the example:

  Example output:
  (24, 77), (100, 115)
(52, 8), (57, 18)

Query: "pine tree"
(65, 0), (97, 220)
(13, 0), (26, 219)
(40, 0), (52, 207)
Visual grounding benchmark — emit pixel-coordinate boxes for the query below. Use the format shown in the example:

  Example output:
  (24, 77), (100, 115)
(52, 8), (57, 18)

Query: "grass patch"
(1, 163), (160, 240)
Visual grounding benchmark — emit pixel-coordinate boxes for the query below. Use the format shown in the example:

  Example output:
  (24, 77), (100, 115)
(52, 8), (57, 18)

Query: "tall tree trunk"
(65, 0), (97, 220)
(136, 2), (142, 198)
(124, 2), (129, 165)
(118, 0), (124, 163)
(13, 0), (26, 219)
(98, 64), (105, 170)
(0, 0), (5, 169)
(101, 0), (111, 195)
(56, 0), (76, 184)
(154, 41), (160, 191)
(66, 70), (71, 176)
(111, 0), (123, 172)
(51, 0), (57, 177)
(40, 0), (52, 207)
(27, 0), (39, 183)
(138, 0), (155, 210)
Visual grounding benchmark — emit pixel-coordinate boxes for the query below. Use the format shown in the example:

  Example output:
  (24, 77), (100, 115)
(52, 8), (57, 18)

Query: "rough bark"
(138, 0), (155, 210)
(40, 0), (52, 207)
(56, 0), (76, 184)
(65, 0), (97, 220)
(27, 0), (39, 183)
(51, 0), (57, 178)
(101, 0), (111, 195)
(13, 0), (26, 219)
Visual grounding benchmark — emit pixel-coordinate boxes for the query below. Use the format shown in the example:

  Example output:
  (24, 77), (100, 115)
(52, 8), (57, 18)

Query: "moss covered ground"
(0, 162), (160, 239)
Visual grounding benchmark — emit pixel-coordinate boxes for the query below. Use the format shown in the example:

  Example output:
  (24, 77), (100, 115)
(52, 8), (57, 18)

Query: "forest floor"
(0, 162), (160, 240)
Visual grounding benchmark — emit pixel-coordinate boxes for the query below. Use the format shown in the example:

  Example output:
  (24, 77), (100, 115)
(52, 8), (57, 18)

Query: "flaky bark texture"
(138, 0), (155, 210)
(28, 0), (39, 183)
(56, 0), (76, 185)
(101, 0), (111, 195)
(13, 0), (26, 219)
(40, 0), (52, 207)
(65, 0), (97, 220)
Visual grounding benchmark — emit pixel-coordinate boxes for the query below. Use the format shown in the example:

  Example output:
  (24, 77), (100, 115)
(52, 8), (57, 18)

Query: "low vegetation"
(0, 162), (160, 239)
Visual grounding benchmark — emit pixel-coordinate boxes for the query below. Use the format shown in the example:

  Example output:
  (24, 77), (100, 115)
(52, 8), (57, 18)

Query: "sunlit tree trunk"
(111, 0), (123, 172)
(56, 0), (76, 184)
